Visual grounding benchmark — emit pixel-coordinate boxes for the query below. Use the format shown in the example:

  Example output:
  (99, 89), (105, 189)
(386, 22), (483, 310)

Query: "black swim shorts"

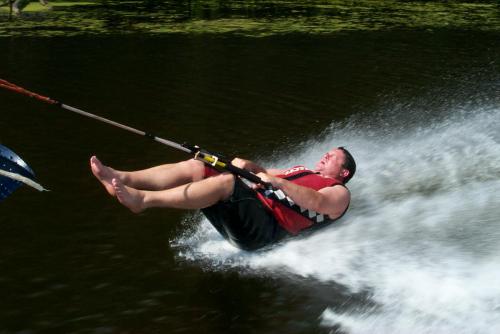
(202, 178), (290, 251)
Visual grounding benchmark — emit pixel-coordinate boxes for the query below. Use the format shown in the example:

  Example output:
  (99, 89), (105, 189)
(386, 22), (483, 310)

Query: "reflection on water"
(0, 0), (499, 37)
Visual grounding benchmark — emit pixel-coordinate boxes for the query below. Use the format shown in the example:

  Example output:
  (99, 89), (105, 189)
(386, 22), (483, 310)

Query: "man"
(90, 147), (356, 250)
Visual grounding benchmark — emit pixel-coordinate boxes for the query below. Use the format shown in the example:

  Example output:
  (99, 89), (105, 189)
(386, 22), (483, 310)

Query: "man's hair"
(338, 147), (356, 184)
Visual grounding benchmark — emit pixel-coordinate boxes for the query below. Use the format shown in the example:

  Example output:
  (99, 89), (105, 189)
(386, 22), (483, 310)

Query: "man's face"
(315, 148), (347, 178)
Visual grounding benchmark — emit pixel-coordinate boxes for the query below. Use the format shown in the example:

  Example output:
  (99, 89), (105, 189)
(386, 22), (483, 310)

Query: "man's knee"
(182, 159), (205, 181)
(213, 173), (235, 199)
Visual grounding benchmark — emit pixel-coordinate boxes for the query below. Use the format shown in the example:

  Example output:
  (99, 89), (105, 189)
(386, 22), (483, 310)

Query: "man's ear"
(341, 169), (350, 179)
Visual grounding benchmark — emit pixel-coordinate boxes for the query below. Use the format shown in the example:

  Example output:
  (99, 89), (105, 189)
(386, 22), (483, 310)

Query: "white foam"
(174, 106), (500, 333)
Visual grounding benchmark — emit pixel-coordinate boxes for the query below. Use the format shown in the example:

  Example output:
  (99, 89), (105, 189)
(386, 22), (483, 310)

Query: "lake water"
(1, 1), (499, 333)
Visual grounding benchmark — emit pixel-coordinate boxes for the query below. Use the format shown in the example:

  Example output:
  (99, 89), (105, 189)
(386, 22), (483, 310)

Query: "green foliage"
(0, 0), (499, 37)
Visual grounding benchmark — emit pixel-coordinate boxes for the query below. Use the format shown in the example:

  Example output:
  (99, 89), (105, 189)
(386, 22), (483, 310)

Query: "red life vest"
(256, 166), (347, 235)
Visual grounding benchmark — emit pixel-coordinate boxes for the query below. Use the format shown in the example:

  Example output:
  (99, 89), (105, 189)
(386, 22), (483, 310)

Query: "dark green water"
(1, 1), (500, 334)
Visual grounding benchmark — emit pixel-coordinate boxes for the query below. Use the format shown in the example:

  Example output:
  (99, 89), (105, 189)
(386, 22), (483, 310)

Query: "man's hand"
(230, 158), (247, 169)
(231, 158), (267, 174)
(256, 172), (282, 189)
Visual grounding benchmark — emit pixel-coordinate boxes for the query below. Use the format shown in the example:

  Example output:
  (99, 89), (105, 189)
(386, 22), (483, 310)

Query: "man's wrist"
(273, 177), (285, 189)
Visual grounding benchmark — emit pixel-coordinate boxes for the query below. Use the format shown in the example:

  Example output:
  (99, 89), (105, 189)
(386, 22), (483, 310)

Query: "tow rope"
(0, 79), (327, 223)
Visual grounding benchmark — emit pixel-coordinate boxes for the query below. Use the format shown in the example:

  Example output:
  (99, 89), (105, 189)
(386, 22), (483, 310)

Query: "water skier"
(91, 147), (356, 250)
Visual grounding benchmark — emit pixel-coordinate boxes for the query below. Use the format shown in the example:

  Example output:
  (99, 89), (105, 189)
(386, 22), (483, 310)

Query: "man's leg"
(90, 156), (205, 196)
(112, 173), (235, 213)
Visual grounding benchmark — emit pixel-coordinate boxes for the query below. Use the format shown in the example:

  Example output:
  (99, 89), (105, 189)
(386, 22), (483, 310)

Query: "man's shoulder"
(319, 185), (350, 218)
(324, 184), (350, 197)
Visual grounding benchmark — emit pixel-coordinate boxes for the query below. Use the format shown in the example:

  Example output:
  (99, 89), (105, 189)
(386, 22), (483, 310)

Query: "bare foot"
(90, 156), (120, 196)
(112, 178), (145, 213)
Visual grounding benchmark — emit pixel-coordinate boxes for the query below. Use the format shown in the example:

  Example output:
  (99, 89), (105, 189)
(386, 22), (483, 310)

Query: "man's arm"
(231, 158), (286, 176)
(257, 173), (350, 219)
(265, 168), (287, 176)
